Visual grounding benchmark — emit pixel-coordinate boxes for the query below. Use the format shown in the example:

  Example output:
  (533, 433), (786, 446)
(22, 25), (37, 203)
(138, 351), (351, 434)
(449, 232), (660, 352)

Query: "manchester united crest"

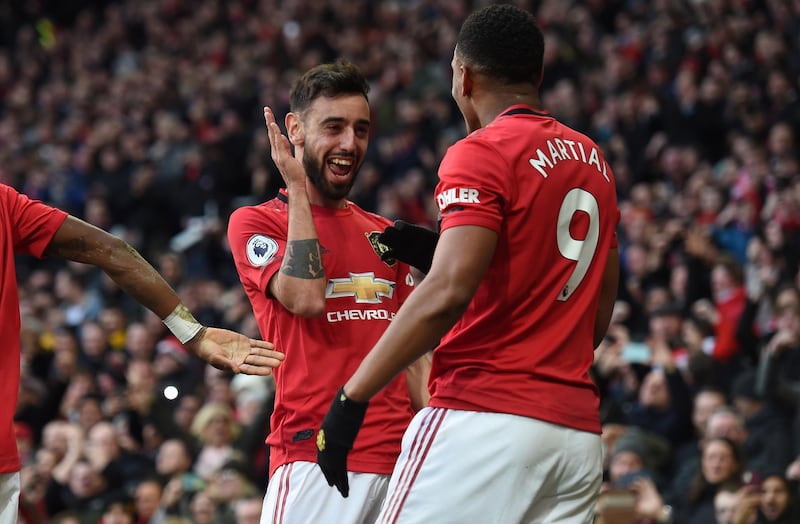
(366, 231), (395, 266)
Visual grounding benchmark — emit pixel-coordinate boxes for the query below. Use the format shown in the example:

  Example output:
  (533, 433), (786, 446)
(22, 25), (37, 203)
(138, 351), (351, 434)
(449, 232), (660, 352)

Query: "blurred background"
(6, 0), (800, 523)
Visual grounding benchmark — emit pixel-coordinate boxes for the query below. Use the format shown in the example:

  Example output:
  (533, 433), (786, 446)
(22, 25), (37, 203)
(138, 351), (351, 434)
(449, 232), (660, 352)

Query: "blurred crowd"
(3, 0), (800, 522)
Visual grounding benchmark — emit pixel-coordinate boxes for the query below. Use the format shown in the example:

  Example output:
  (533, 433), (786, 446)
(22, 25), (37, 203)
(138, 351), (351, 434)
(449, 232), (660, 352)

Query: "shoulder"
(351, 204), (392, 228)
(0, 184), (15, 199)
(229, 199), (284, 227)
(442, 133), (505, 169)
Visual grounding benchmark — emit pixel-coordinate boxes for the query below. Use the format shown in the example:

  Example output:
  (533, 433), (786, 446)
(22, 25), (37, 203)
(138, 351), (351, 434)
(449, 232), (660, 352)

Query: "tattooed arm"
(46, 215), (183, 319)
(45, 215), (285, 375)
(264, 106), (327, 317)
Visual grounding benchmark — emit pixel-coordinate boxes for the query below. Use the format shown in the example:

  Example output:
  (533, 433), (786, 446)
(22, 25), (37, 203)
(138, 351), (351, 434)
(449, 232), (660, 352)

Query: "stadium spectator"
(671, 436), (745, 524)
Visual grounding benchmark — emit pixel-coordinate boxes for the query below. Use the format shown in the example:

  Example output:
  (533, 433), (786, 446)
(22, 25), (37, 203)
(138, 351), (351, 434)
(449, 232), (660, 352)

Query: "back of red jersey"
(430, 106), (619, 433)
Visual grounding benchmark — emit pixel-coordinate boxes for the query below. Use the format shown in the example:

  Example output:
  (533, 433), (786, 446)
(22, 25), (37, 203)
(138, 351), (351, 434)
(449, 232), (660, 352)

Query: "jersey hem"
(429, 395), (601, 434)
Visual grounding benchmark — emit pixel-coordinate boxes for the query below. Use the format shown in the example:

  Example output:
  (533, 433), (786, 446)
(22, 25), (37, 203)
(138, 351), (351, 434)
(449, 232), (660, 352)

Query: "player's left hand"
(185, 327), (285, 375)
(317, 387), (369, 497)
(378, 220), (439, 273)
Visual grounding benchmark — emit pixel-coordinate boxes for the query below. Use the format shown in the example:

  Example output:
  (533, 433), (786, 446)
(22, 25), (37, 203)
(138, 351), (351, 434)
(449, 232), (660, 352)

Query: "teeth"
(330, 158), (352, 166)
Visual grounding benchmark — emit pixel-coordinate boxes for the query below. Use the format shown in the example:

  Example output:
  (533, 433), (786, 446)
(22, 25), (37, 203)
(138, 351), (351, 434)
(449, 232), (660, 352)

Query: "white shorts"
(378, 407), (602, 524)
(0, 472), (20, 524)
(261, 461), (389, 524)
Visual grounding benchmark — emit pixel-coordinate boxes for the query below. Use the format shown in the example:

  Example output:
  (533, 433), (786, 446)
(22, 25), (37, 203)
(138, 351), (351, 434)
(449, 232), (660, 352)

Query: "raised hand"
(264, 106), (307, 190)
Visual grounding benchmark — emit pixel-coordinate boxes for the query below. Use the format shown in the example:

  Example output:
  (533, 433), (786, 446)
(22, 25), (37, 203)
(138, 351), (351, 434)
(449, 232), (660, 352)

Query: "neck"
(304, 178), (348, 209)
(475, 88), (541, 128)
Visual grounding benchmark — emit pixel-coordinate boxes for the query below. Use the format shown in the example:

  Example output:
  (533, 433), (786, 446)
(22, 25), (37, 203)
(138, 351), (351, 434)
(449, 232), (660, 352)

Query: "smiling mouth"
(328, 157), (353, 177)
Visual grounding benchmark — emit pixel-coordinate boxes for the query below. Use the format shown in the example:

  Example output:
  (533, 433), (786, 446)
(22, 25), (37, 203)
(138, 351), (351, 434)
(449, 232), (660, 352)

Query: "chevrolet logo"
(326, 272), (395, 303)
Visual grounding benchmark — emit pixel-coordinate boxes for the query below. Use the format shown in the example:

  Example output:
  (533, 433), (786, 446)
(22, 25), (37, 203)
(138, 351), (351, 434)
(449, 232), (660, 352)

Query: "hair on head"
(289, 59), (369, 114)
(456, 4), (544, 86)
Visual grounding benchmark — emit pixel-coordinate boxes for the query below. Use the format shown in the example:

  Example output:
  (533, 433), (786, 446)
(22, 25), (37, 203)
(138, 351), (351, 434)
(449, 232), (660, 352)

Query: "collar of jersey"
(499, 104), (551, 118)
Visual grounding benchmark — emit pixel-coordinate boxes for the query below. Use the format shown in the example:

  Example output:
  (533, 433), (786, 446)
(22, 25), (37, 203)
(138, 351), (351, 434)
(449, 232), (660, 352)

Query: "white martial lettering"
(554, 138), (570, 160)
(588, 147), (602, 173)
(577, 142), (587, 162)
(547, 140), (562, 164)
(563, 139), (579, 159)
(527, 138), (613, 182)
(529, 149), (553, 178)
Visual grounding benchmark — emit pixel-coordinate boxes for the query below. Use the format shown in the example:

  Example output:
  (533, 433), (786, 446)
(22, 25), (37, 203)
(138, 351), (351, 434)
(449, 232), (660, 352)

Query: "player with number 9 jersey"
(319, 6), (620, 522)
(430, 104), (619, 433)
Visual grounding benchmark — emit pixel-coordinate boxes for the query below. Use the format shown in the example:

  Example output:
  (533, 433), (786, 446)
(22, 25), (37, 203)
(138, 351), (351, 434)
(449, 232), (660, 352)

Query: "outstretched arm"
(45, 215), (284, 375)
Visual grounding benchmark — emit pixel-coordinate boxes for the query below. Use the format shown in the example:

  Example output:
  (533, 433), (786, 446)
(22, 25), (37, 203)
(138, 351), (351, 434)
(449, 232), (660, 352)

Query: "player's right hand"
(263, 106), (307, 191)
(316, 387), (369, 497)
(378, 220), (439, 273)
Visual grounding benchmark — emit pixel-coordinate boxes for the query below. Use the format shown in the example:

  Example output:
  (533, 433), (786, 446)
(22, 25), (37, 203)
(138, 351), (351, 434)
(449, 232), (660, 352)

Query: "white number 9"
(556, 188), (599, 301)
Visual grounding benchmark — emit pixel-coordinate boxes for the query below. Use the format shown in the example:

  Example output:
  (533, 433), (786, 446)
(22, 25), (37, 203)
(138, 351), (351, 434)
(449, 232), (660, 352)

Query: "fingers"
(243, 354), (284, 368)
(237, 364), (273, 376)
(337, 473), (349, 498)
(248, 338), (276, 350)
(246, 347), (285, 363)
(320, 466), (336, 488)
(236, 348), (285, 376)
(263, 106), (290, 166)
(319, 462), (349, 497)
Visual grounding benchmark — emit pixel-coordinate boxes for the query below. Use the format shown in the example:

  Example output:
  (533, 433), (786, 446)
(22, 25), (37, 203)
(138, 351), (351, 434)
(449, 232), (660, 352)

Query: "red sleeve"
(227, 204), (286, 298)
(1, 185), (68, 257)
(434, 138), (512, 234)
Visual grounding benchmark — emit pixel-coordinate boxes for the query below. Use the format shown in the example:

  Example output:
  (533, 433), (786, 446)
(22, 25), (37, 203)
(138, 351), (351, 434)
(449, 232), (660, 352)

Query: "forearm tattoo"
(281, 239), (324, 279)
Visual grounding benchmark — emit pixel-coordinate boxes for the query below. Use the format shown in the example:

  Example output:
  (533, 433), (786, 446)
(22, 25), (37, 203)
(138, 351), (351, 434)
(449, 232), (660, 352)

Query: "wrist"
(320, 386), (369, 446)
(338, 386), (369, 410)
(162, 304), (204, 344)
(342, 383), (370, 404)
(286, 184), (309, 199)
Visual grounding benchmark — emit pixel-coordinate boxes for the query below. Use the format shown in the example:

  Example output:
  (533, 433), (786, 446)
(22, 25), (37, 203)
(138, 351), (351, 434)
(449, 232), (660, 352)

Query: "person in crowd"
(131, 476), (162, 524)
(730, 369), (793, 476)
(671, 436), (744, 524)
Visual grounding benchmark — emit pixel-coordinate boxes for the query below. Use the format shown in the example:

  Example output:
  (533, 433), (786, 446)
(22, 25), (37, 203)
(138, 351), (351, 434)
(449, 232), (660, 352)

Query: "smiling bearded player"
(227, 60), (430, 524)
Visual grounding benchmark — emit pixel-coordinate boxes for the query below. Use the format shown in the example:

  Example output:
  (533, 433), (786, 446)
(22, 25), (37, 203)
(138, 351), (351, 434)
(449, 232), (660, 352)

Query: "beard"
(303, 148), (358, 201)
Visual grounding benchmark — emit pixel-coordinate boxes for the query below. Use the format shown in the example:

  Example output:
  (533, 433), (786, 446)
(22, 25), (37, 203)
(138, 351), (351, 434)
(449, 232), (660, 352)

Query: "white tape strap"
(162, 304), (204, 344)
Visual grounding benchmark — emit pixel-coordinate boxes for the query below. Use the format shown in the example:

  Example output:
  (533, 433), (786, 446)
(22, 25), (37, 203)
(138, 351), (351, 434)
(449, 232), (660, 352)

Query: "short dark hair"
(289, 59), (369, 114)
(456, 4), (544, 86)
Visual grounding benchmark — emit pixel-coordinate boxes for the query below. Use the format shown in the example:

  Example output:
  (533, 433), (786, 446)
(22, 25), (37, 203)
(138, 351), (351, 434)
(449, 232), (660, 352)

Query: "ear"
(460, 64), (473, 98)
(285, 113), (304, 146)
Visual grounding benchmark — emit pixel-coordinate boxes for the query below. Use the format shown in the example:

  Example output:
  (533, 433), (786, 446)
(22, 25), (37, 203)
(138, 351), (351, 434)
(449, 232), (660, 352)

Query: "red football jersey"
(429, 105), (619, 434)
(0, 185), (67, 473)
(228, 191), (416, 476)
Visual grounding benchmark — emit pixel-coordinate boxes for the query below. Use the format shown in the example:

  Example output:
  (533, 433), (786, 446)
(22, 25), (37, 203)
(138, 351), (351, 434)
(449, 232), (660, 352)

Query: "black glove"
(316, 387), (369, 498)
(378, 220), (439, 273)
